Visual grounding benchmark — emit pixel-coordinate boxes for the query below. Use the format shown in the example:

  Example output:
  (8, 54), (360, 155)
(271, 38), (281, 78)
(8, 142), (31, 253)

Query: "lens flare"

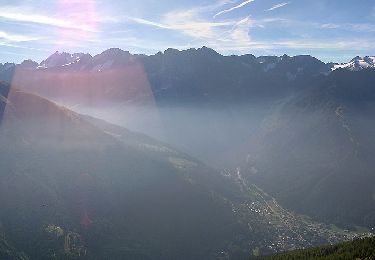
(55, 0), (98, 48)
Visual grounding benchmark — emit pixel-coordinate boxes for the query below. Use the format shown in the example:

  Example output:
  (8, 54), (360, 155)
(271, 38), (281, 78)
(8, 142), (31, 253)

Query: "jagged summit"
(163, 46), (220, 56)
(19, 59), (38, 69)
(5, 48), (375, 75)
(95, 48), (130, 58)
(332, 55), (375, 71)
(38, 51), (91, 69)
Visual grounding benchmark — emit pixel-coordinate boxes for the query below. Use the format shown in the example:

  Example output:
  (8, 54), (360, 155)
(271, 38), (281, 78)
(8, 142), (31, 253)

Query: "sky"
(0, 0), (374, 63)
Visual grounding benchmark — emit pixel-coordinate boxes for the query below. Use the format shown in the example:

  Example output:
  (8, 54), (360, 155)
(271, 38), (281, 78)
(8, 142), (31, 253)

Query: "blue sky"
(0, 0), (374, 63)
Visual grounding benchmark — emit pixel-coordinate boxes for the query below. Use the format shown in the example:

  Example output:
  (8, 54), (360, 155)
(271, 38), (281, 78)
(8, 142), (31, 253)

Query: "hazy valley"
(0, 48), (374, 259)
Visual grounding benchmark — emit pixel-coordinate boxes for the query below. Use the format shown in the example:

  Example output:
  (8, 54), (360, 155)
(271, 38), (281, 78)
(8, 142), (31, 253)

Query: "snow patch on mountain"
(332, 56), (375, 71)
(38, 52), (87, 69)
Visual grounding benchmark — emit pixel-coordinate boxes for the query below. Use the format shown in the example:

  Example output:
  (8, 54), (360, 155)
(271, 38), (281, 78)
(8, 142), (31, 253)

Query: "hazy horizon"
(0, 0), (374, 63)
(2, 46), (374, 65)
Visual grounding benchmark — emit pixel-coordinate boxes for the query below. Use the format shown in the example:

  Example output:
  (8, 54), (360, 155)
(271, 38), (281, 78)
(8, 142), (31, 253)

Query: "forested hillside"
(261, 236), (375, 260)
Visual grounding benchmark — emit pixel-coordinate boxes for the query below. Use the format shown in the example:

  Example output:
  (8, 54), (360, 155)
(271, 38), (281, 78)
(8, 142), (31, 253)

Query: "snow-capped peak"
(332, 56), (375, 71)
(38, 51), (87, 69)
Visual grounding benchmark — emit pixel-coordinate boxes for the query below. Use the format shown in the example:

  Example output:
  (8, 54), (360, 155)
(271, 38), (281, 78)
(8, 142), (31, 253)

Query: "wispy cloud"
(225, 16), (253, 45)
(123, 5), (291, 53)
(266, 2), (290, 11)
(126, 17), (170, 29)
(318, 22), (375, 32)
(320, 23), (340, 29)
(0, 50), (31, 57)
(164, 10), (236, 39)
(0, 7), (97, 32)
(0, 41), (45, 51)
(0, 31), (40, 42)
(127, 10), (236, 39)
(119, 6), (255, 52)
(214, 0), (255, 18)
(202, 38), (375, 55)
(271, 39), (374, 50)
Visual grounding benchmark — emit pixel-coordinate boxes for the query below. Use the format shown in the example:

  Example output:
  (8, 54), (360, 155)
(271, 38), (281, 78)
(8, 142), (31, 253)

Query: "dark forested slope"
(261, 236), (375, 260)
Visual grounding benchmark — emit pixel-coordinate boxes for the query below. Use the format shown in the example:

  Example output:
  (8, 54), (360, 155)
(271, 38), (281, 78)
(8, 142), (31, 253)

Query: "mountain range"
(5, 48), (375, 72)
(0, 47), (374, 258)
(3, 48), (374, 107)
